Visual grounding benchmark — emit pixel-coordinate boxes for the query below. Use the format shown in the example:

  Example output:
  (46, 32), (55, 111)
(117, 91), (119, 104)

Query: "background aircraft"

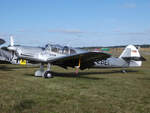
(0, 39), (5, 45)
(0, 38), (12, 64)
(0, 36), (145, 78)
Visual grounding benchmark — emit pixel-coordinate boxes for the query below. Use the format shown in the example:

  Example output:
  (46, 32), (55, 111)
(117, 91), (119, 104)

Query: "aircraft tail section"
(119, 45), (145, 67)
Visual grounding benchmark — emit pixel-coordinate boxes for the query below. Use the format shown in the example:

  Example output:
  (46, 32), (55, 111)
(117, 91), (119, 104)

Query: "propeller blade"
(7, 36), (17, 51)
(10, 36), (14, 46)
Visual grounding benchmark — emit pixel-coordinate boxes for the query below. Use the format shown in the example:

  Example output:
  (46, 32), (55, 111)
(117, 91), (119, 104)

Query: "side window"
(63, 46), (69, 54)
(70, 49), (76, 54)
(51, 47), (57, 52)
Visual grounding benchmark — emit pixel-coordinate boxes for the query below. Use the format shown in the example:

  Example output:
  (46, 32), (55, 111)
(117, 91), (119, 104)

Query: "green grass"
(0, 55), (150, 113)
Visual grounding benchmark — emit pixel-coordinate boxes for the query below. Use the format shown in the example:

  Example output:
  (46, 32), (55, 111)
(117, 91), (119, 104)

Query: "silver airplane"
(0, 36), (145, 78)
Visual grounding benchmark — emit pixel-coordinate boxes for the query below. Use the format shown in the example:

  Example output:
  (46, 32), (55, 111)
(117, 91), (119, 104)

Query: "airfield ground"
(0, 51), (150, 113)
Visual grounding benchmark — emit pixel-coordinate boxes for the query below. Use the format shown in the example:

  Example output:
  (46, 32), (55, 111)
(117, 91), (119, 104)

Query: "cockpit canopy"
(45, 44), (76, 54)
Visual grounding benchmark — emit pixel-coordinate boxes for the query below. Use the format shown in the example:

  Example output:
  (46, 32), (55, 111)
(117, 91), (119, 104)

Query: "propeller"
(10, 35), (14, 46)
(7, 36), (17, 51)
(0, 38), (5, 45)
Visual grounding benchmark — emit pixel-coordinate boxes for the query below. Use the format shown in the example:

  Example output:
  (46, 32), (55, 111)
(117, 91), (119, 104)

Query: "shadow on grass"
(0, 65), (38, 71)
(137, 77), (150, 81)
(24, 69), (138, 80)
(12, 99), (36, 112)
(0, 65), (13, 71)
(25, 73), (105, 80)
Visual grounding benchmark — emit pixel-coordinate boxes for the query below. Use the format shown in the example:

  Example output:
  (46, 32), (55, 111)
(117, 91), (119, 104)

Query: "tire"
(44, 71), (53, 78)
(35, 70), (44, 77)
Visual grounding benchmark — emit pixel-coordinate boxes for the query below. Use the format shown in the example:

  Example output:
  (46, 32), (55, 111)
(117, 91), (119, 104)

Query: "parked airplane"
(0, 36), (145, 78)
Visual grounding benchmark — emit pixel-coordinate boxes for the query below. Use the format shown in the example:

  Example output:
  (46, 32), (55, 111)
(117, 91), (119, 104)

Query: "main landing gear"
(121, 69), (127, 73)
(34, 63), (53, 78)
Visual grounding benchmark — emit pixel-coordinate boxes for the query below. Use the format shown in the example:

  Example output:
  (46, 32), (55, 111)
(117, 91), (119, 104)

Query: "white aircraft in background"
(0, 36), (145, 78)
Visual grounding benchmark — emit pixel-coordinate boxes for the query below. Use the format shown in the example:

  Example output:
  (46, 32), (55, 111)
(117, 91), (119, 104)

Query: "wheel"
(35, 70), (44, 77)
(44, 71), (53, 78)
(122, 70), (126, 73)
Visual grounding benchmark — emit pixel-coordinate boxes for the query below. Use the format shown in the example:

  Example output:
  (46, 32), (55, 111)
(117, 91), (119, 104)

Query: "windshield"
(45, 44), (76, 54)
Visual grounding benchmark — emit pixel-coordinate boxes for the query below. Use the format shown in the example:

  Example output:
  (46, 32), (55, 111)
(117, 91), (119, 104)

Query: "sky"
(0, 0), (150, 47)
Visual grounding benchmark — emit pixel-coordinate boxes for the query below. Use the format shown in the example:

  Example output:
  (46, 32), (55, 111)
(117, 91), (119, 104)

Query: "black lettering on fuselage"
(96, 60), (109, 66)
(49, 53), (56, 56)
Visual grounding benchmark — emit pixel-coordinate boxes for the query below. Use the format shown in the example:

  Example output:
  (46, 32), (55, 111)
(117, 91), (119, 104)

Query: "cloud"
(112, 28), (150, 36)
(118, 31), (150, 36)
(147, 29), (150, 33)
(112, 28), (121, 33)
(0, 35), (5, 38)
(16, 29), (33, 33)
(123, 3), (136, 8)
(125, 32), (147, 35)
(16, 29), (26, 32)
(0, 33), (10, 38)
(48, 29), (85, 34)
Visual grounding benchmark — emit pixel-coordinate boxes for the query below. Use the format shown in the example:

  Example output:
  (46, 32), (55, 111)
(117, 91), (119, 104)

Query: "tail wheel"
(44, 71), (53, 78)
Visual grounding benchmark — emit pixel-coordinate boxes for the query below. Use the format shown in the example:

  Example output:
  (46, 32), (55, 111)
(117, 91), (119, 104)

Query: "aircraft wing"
(48, 51), (111, 69)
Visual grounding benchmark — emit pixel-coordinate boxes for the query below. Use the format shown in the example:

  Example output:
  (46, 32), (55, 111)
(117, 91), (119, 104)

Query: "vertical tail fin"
(119, 45), (145, 67)
(119, 45), (140, 58)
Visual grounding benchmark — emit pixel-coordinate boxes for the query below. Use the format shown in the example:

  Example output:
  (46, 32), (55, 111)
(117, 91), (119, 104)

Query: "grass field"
(0, 55), (150, 113)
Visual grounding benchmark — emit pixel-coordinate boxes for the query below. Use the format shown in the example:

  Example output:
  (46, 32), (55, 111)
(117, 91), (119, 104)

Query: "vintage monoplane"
(0, 36), (145, 78)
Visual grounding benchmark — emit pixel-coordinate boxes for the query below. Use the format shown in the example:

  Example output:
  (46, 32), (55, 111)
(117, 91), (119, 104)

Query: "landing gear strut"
(35, 63), (45, 77)
(34, 63), (53, 78)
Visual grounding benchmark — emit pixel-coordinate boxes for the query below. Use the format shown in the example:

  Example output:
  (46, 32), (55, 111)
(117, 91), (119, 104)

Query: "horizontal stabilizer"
(122, 56), (146, 61)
